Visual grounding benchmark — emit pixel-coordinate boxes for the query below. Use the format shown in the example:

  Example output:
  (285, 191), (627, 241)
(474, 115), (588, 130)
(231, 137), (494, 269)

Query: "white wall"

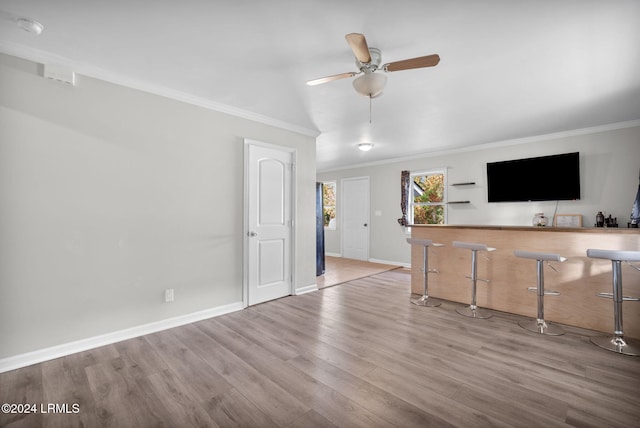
(318, 125), (640, 264)
(0, 53), (317, 361)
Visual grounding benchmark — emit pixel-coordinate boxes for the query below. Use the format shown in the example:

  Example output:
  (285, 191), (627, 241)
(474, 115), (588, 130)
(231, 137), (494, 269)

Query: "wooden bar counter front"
(410, 225), (640, 339)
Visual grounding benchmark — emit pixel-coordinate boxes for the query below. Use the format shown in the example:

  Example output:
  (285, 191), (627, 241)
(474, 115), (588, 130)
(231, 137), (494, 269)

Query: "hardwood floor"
(2, 269), (639, 427)
(317, 256), (401, 289)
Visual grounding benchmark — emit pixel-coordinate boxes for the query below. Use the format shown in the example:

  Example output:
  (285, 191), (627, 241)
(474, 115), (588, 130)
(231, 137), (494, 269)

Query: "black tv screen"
(487, 152), (580, 202)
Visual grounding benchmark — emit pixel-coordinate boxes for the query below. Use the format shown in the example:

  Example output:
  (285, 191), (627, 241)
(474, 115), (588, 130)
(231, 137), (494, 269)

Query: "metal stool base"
(518, 319), (565, 336)
(411, 295), (442, 307)
(456, 305), (492, 319)
(590, 336), (640, 356)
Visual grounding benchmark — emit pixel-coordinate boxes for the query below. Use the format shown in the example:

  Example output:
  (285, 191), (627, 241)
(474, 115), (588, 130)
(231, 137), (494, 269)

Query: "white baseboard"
(0, 301), (244, 374)
(295, 283), (318, 295)
(368, 258), (411, 268)
(325, 253), (409, 268)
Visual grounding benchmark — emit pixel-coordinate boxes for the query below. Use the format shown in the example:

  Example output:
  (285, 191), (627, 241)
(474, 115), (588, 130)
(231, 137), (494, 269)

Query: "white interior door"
(342, 177), (369, 261)
(245, 142), (293, 306)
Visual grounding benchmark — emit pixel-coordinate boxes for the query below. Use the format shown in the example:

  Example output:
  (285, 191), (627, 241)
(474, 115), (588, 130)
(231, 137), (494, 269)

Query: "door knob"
(364, 223), (368, 227)
(248, 231), (258, 237)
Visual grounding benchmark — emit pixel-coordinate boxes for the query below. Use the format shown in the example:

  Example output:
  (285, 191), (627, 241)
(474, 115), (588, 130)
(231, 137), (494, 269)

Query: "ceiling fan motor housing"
(356, 47), (382, 72)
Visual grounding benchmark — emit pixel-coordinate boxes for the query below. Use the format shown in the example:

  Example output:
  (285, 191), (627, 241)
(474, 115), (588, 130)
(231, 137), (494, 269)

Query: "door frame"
(243, 139), (296, 308)
(340, 176), (370, 261)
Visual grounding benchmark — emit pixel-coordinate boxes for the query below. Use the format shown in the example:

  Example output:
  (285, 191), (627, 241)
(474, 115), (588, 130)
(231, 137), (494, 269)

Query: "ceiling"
(1, 1), (639, 171)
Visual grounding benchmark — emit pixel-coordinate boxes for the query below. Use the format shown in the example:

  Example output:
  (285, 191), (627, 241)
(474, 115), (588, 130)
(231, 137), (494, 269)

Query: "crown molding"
(0, 41), (320, 138)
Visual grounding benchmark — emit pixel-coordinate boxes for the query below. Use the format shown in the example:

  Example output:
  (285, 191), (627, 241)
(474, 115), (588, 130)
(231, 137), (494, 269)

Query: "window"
(410, 170), (447, 224)
(323, 181), (336, 229)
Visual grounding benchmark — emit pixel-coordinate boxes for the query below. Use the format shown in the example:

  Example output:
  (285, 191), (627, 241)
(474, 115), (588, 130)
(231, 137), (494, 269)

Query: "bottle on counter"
(596, 211), (605, 227)
(604, 214), (618, 228)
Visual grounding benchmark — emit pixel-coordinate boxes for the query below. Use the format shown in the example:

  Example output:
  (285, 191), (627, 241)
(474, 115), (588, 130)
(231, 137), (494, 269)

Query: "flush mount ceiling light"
(17, 18), (43, 35)
(358, 143), (374, 152)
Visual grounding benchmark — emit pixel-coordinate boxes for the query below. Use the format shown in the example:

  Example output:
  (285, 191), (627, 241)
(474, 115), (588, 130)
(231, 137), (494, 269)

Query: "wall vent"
(43, 64), (76, 86)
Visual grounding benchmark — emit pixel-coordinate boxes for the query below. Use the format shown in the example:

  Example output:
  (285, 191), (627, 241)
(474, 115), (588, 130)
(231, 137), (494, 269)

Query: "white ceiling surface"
(1, 1), (639, 171)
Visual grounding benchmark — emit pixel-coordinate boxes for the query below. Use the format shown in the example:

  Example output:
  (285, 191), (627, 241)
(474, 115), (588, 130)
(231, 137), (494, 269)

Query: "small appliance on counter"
(532, 213), (548, 227)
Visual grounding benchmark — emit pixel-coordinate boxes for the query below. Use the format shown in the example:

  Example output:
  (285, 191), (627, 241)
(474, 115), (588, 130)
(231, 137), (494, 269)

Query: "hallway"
(317, 256), (402, 289)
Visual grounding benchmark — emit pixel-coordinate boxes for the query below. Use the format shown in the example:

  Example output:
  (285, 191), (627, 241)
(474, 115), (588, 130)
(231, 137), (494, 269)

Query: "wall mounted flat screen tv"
(487, 152), (580, 202)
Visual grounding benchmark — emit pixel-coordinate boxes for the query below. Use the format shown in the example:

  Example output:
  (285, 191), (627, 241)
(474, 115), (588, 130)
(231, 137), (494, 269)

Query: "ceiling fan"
(306, 33), (440, 98)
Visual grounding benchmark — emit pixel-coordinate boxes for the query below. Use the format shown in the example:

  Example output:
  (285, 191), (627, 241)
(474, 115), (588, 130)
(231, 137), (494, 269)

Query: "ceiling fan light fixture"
(358, 143), (374, 152)
(17, 18), (43, 35)
(352, 72), (386, 97)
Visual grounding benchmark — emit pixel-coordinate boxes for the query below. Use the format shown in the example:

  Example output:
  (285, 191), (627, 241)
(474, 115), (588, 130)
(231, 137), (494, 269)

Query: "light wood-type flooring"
(317, 256), (401, 288)
(2, 269), (640, 427)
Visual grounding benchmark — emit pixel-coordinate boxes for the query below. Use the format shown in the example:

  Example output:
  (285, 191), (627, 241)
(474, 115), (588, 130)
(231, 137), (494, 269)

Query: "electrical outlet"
(164, 288), (174, 303)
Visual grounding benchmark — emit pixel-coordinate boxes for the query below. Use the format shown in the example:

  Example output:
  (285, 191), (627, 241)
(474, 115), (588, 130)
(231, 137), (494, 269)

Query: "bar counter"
(410, 225), (640, 338)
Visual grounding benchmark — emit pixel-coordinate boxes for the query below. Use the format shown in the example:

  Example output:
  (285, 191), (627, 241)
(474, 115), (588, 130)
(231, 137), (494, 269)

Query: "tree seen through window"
(322, 182), (336, 228)
(411, 172), (445, 224)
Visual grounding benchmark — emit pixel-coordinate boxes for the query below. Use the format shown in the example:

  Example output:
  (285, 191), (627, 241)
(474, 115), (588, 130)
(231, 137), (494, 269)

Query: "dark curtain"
(316, 183), (325, 275)
(397, 170), (410, 226)
(631, 169), (640, 227)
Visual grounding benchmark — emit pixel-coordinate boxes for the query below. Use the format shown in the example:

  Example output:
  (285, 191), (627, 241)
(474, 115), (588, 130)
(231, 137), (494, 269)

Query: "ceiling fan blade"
(306, 72), (357, 86)
(384, 54), (440, 72)
(345, 33), (372, 63)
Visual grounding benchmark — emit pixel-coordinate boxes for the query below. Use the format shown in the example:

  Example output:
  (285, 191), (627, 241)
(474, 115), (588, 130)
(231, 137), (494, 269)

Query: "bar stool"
(514, 250), (567, 335)
(406, 238), (444, 307)
(453, 241), (496, 319)
(586, 249), (640, 356)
